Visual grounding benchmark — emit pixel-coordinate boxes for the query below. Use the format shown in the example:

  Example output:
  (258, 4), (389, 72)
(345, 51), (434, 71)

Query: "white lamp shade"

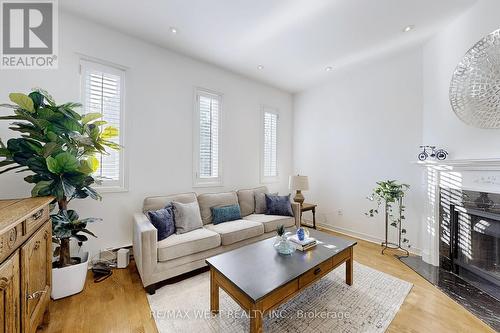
(289, 175), (309, 191)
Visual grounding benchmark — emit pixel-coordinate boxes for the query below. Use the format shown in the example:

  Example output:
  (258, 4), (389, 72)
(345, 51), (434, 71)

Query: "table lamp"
(289, 175), (309, 204)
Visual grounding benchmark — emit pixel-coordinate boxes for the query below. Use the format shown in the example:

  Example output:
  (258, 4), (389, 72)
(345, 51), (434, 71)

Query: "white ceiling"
(61, 0), (476, 92)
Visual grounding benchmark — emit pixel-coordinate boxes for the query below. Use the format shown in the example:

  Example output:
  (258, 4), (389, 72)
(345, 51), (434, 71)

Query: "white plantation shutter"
(80, 59), (125, 189)
(262, 108), (278, 181)
(194, 89), (222, 186)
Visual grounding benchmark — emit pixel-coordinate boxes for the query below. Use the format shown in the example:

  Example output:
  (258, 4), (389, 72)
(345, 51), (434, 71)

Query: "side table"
(300, 203), (317, 229)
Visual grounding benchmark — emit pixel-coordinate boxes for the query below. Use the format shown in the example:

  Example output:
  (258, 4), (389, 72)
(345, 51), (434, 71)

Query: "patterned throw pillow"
(172, 201), (204, 234)
(147, 204), (175, 241)
(211, 204), (241, 225)
(255, 192), (278, 214)
(265, 194), (294, 217)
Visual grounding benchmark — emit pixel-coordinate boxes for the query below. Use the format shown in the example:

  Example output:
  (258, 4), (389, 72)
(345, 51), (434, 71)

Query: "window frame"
(192, 87), (223, 188)
(79, 57), (128, 193)
(260, 105), (279, 184)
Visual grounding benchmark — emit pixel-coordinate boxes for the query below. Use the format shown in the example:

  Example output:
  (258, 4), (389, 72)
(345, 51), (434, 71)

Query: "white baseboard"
(317, 223), (421, 256)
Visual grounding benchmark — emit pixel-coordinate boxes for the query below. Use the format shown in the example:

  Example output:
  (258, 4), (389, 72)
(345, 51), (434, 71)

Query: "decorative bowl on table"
(273, 234), (296, 255)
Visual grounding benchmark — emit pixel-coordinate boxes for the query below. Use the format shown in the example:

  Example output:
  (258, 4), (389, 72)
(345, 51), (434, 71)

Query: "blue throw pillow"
(212, 204), (241, 225)
(147, 204), (175, 241)
(265, 194), (294, 216)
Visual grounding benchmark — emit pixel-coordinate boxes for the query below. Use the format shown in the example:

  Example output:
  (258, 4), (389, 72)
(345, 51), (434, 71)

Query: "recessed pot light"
(257, 65), (264, 70)
(325, 66), (333, 72)
(170, 27), (178, 34)
(403, 25), (415, 33)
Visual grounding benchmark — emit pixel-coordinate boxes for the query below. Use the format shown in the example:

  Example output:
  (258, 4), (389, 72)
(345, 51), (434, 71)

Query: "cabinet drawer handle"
(27, 290), (46, 300)
(32, 209), (44, 221)
(314, 267), (322, 275)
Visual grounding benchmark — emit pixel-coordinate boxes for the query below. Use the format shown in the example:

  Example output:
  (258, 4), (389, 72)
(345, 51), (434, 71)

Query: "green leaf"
(42, 142), (60, 157)
(79, 156), (99, 174)
(92, 120), (107, 127)
(47, 152), (79, 174)
(46, 131), (58, 142)
(101, 126), (119, 139)
(81, 113), (102, 124)
(28, 91), (44, 109)
(9, 93), (34, 112)
(62, 179), (76, 197)
(31, 180), (53, 197)
(72, 234), (88, 242)
(46, 156), (59, 173)
(80, 228), (98, 238)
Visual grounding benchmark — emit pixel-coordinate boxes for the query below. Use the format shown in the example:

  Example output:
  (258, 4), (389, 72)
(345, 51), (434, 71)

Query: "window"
(261, 107), (278, 183)
(193, 88), (222, 186)
(80, 59), (126, 191)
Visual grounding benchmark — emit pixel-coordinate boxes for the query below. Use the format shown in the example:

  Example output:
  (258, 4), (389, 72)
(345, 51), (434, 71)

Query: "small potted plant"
(273, 224), (295, 255)
(366, 180), (410, 256)
(0, 89), (119, 299)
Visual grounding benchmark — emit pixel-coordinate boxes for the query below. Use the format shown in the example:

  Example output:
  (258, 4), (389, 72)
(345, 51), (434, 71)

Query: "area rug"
(147, 262), (412, 333)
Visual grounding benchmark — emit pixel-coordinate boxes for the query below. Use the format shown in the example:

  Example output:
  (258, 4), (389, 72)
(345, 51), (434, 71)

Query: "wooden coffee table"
(206, 229), (356, 333)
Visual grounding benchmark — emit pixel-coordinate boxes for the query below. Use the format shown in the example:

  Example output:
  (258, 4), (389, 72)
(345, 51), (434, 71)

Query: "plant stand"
(381, 198), (409, 257)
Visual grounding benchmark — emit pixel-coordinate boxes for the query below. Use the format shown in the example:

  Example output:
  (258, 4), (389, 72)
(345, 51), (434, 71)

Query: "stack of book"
(288, 235), (317, 251)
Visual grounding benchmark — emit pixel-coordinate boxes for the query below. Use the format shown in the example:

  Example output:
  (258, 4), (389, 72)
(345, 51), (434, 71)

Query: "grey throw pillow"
(255, 192), (277, 214)
(172, 201), (203, 234)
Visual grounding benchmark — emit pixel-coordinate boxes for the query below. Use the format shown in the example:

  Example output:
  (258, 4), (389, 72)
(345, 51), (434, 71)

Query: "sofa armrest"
(291, 202), (301, 228)
(133, 213), (157, 287)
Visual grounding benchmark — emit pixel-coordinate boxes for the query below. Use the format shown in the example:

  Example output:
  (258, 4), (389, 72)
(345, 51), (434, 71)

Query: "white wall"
(293, 47), (423, 251)
(422, 0), (500, 158)
(0, 12), (293, 256)
(419, 0), (500, 264)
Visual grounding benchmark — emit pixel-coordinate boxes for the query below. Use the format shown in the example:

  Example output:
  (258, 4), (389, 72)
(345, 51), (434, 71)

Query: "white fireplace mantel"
(416, 158), (500, 266)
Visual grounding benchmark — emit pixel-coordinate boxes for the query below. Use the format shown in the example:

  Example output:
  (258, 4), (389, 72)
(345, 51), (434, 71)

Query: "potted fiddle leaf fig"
(0, 89), (119, 298)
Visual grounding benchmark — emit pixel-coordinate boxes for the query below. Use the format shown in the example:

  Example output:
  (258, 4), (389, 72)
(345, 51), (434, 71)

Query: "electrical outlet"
(337, 209), (343, 216)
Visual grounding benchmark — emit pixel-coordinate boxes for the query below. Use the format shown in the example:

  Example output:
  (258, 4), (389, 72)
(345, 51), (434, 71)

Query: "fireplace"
(440, 188), (500, 298)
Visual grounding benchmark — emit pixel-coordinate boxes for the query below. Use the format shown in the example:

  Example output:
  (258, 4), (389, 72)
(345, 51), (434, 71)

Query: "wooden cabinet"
(0, 197), (52, 333)
(0, 251), (20, 333)
(21, 222), (51, 333)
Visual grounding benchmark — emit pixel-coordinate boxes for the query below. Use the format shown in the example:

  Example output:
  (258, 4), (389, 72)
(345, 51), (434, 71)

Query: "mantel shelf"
(412, 158), (500, 169)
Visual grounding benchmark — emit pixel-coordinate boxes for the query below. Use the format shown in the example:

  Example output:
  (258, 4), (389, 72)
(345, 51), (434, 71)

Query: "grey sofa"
(133, 186), (300, 294)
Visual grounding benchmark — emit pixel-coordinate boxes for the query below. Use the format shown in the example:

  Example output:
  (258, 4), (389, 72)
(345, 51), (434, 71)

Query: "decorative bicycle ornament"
(418, 145), (448, 161)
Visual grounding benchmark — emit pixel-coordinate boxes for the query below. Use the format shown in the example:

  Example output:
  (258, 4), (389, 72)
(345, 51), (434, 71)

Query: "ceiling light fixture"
(257, 65), (264, 70)
(325, 66), (333, 72)
(170, 27), (178, 34)
(403, 25), (415, 33)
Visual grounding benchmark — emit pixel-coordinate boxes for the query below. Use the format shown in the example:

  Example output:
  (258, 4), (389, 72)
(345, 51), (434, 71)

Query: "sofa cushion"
(205, 220), (264, 245)
(212, 204), (241, 224)
(243, 214), (295, 233)
(197, 191), (238, 225)
(237, 189), (255, 217)
(143, 192), (197, 212)
(265, 194), (294, 216)
(146, 205), (175, 241)
(172, 201), (203, 234)
(157, 228), (221, 262)
(255, 191), (277, 214)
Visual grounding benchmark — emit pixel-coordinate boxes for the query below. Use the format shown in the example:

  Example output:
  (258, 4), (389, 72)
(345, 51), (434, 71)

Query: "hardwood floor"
(41, 229), (495, 333)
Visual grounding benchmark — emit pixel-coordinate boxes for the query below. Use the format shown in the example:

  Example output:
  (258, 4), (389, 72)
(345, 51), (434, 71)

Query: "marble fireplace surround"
(419, 158), (500, 266)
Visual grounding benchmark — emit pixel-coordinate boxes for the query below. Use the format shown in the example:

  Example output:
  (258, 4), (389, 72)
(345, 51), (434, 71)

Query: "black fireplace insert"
(440, 188), (500, 300)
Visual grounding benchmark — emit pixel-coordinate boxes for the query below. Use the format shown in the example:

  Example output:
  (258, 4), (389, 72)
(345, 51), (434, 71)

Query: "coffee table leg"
(210, 269), (219, 314)
(346, 247), (353, 285)
(250, 302), (263, 333)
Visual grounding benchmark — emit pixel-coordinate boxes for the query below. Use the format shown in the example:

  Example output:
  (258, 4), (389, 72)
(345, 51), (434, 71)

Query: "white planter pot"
(51, 252), (89, 300)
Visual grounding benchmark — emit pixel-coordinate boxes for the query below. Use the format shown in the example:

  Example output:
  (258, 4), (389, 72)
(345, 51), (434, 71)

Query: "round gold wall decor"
(449, 29), (500, 128)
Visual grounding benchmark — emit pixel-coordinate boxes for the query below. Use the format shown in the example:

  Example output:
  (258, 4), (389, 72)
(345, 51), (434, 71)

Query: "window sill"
(260, 177), (280, 184)
(192, 181), (224, 188)
(95, 186), (129, 193)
